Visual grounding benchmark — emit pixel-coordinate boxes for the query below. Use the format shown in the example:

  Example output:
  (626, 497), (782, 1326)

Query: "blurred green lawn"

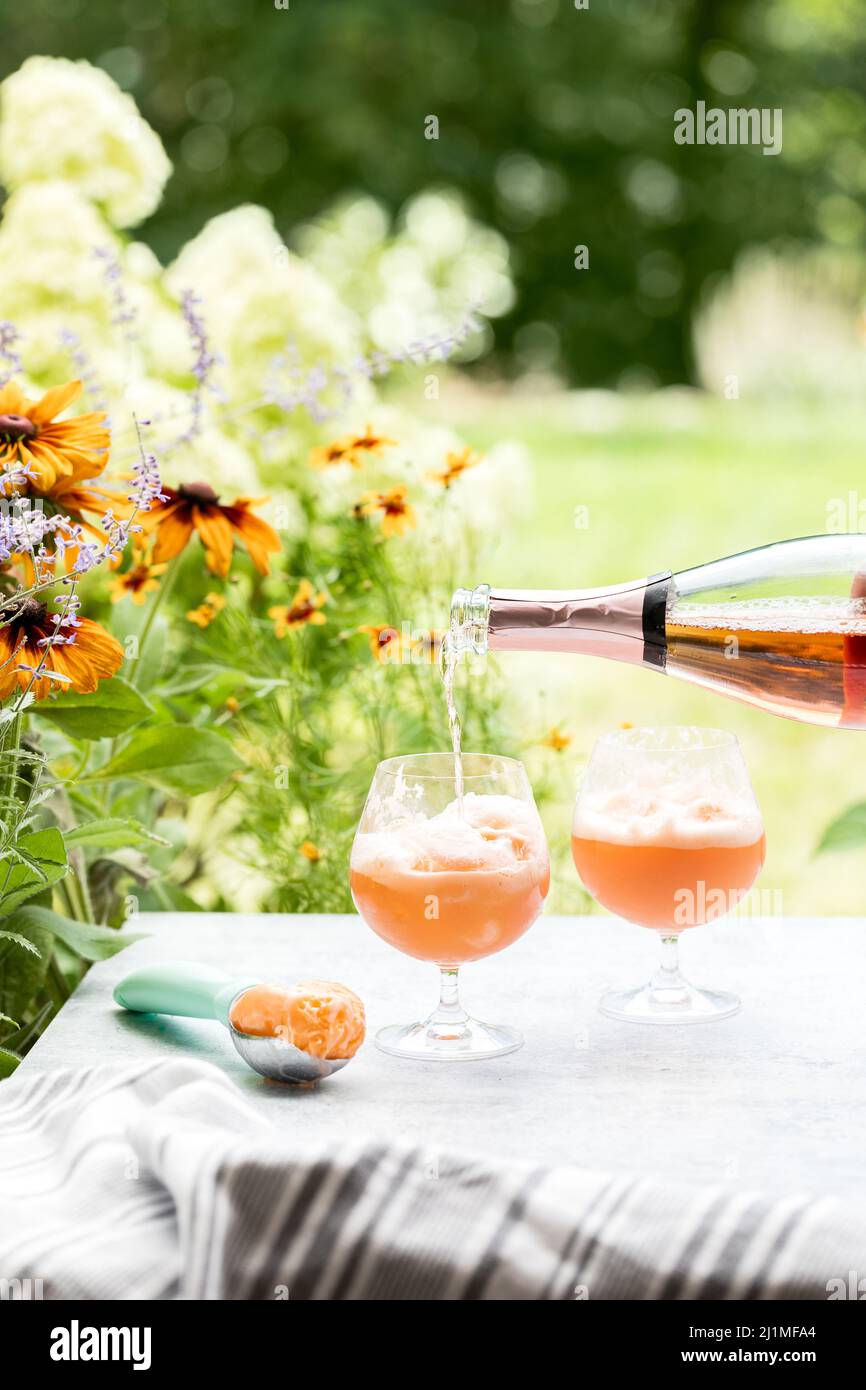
(432, 386), (866, 917)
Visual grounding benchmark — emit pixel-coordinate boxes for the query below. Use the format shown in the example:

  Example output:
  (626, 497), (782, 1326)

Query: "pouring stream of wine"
(440, 632), (464, 814)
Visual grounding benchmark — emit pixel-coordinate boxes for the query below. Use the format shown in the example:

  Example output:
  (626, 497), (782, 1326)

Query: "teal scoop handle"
(113, 962), (258, 1028)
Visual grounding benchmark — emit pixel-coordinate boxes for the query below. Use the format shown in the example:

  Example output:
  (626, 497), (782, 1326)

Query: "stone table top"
(19, 912), (866, 1200)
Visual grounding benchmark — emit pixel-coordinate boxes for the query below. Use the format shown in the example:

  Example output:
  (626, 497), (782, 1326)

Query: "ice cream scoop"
(113, 963), (365, 1084)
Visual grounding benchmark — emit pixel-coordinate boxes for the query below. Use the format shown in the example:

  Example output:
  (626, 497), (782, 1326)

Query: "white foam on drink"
(351, 792), (548, 882)
(672, 596), (866, 635)
(573, 788), (763, 849)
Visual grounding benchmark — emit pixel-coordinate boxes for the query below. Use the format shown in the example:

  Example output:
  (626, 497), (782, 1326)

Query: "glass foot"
(375, 1016), (523, 1061)
(599, 979), (740, 1025)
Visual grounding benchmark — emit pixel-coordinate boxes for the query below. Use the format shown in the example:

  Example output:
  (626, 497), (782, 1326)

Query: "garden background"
(3, 0), (866, 966)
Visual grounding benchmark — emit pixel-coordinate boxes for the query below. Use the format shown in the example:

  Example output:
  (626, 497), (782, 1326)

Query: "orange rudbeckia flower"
(356, 624), (440, 665)
(428, 446), (482, 488)
(139, 484), (280, 578)
(310, 437), (355, 470)
(8, 477), (130, 585)
(269, 580), (328, 636)
(0, 596), (123, 701)
(357, 623), (402, 664)
(46, 476), (129, 526)
(108, 560), (168, 605)
(186, 593), (226, 628)
(343, 425), (396, 460)
(310, 425), (396, 470)
(358, 485), (416, 538)
(0, 380), (110, 491)
(540, 727), (572, 752)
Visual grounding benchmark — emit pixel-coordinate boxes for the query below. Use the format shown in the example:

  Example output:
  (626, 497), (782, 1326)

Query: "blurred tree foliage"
(5, 0), (866, 385)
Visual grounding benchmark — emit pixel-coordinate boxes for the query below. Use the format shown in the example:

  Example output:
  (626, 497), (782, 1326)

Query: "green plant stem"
(70, 860), (94, 923)
(70, 741), (91, 781)
(369, 542), (439, 731)
(58, 875), (87, 924)
(0, 701), (20, 755)
(0, 711), (21, 824)
(103, 551), (181, 812)
(129, 553), (182, 691)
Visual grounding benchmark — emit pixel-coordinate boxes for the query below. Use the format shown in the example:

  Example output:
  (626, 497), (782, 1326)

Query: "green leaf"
(0, 930), (41, 956)
(157, 664), (288, 699)
(156, 664), (234, 697)
(82, 724), (245, 796)
(64, 818), (171, 852)
(0, 1046), (20, 1077)
(0, 828), (68, 914)
(0, 999), (51, 1053)
(0, 912), (51, 1021)
(13, 905), (146, 962)
(138, 879), (203, 913)
(817, 802), (866, 854)
(0, 694), (32, 723)
(32, 677), (155, 740)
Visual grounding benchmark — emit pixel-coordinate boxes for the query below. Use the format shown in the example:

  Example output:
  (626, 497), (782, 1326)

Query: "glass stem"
(429, 967), (469, 1033)
(650, 933), (686, 993)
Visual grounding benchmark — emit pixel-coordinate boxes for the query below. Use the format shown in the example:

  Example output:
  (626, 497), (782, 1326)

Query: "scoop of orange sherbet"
(229, 980), (365, 1060)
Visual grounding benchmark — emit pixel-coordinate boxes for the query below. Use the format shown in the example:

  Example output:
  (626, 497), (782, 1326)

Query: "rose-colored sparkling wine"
(570, 833), (766, 932)
(450, 535), (866, 729)
(571, 771), (766, 931)
(350, 793), (550, 966)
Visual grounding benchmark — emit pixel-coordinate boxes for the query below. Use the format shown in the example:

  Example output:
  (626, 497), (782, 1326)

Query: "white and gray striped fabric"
(0, 1058), (861, 1300)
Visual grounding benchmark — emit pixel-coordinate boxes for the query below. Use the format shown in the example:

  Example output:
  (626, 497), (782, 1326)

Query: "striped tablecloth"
(1, 1057), (861, 1300)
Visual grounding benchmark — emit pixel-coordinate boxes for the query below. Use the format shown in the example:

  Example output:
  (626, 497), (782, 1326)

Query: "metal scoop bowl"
(114, 962), (354, 1084)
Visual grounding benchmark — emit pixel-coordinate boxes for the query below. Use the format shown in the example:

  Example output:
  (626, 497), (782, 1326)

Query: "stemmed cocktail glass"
(572, 726), (765, 1023)
(350, 752), (550, 1060)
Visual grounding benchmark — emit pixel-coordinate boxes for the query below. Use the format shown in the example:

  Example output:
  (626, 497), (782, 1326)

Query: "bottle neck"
(450, 575), (672, 668)
(450, 583), (492, 656)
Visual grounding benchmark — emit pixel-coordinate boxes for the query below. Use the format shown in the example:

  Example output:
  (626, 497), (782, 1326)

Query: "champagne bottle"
(450, 535), (866, 729)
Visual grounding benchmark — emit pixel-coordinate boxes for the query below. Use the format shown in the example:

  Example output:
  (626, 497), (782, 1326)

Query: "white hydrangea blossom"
(0, 182), (182, 395)
(0, 182), (117, 315)
(166, 205), (364, 401)
(0, 55), (523, 577)
(0, 57), (171, 228)
(297, 189), (514, 358)
(0, 182), (130, 387)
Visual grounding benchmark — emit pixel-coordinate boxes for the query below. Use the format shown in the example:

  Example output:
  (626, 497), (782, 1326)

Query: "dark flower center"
(0, 413), (37, 441)
(179, 481), (219, 505)
(13, 596), (47, 633)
